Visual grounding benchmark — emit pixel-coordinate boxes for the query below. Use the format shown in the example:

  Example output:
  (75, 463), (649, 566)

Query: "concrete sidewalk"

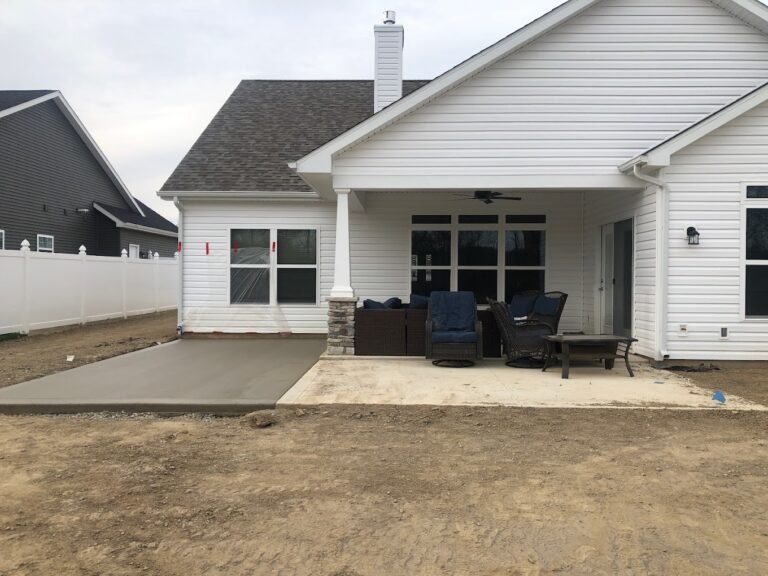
(280, 356), (768, 410)
(0, 338), (325, 414)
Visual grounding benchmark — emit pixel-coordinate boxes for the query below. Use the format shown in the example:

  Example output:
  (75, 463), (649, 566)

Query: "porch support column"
(327, 188), (358, 356)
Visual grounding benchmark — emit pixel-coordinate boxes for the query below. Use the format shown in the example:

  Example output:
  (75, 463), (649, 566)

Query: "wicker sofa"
(355, 302), (502, 357)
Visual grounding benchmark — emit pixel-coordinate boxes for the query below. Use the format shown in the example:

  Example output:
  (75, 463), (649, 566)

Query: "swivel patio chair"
(426, 291), (483, 367)
(488, 298), (556, 368)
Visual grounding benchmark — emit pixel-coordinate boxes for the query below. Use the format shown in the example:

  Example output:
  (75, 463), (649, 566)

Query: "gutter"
(173, 197), (184, 335)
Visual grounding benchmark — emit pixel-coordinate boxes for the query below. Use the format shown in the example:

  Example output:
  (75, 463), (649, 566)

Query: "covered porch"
(327, 186), (660, 360)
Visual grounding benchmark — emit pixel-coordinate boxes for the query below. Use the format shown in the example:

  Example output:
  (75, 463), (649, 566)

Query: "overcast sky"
(2, 0), (564, 221)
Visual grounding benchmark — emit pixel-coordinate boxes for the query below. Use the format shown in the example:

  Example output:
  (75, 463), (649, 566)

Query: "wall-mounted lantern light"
(686, 226), (700, 246)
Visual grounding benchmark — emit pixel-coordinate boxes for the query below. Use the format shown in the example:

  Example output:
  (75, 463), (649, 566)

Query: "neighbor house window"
(745, 187), (768, 317)
(37, 234), (54, 253)
(0, 230), (4, 250)
(230, 228), (317, 305)
(410, 214), (546, 302)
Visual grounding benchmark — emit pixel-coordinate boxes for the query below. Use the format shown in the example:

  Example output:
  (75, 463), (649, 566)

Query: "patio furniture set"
(355, 291), (637, 378)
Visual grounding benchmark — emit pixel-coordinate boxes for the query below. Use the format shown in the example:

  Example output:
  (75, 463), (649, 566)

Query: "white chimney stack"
(374, 10), (404, 113)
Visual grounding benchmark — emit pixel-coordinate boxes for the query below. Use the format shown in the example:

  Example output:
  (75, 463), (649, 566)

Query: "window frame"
(409, 215), (547, 304)
(228, 226), (320, 307)
(741, 183), (768, 320)
(36, 234), (54, 253)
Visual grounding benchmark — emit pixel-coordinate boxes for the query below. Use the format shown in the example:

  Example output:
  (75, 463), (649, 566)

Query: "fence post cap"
(121, 249), (128, 258)
(78, 245), (87, 255)
(154, 252), (160, 261)
(20, 239), (31, 251)
(174, 251), (179, 259)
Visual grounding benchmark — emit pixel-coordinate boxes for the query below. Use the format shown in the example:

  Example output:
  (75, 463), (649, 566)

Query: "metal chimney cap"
(383, 10), (396, 24)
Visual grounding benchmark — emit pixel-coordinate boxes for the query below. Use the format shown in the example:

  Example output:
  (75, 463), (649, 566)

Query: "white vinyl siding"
(335, 0), (768, 180)
(665, 99), (768, 360)
(582, 188), (658, 359)
(181, 192), (594, 335)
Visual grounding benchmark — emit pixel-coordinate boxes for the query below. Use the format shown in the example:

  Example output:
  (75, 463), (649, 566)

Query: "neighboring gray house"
(0, 90), (177, 257)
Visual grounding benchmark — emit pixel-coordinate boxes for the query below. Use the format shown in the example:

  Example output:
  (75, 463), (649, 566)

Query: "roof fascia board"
(49, 95), (145, 217)
(92, 202), (124, 225)
(711, 0), (768, 33)
(620, 80), (768, 171)
(120, 222), (178, 238)
(157, 190), (322, 200)
(295, 0), (599, 174)
(0, 92), (59, 120)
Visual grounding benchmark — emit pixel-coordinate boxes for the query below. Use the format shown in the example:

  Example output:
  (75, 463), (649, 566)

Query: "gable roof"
(93, 199), (178, 238)
(620, 78), (768, 171)
(296, 0), (768, 183)
(159, 79), (429, 197)
(0, 90), (55, 113)
(0, 90), (145, 216)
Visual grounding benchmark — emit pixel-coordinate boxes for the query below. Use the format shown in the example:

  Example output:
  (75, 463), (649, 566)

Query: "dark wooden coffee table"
(542, 334), (638, 379)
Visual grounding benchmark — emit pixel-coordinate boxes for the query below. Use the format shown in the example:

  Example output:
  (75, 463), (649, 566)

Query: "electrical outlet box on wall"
(679, 324), (689, 338)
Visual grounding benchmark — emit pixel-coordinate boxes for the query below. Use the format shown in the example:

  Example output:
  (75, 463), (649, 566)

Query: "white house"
(159, 0), (768, 362)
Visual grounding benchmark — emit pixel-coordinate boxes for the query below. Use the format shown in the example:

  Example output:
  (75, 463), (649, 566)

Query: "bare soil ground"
(1, 406), (767, 575)
(0, 311), (177, 388)
(677, 361), (768, 406)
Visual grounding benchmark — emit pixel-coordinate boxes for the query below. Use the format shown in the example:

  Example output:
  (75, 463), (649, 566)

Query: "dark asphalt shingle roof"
(96, 199), (178, 234)
(0, 90), (56, 112)
(160, 80), (430, 193)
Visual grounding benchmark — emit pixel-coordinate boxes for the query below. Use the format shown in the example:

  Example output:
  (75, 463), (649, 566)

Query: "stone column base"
(327, 297), (359, 355)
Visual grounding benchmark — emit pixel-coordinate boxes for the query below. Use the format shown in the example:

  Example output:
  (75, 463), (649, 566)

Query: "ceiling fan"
(455, 190), (522, 204)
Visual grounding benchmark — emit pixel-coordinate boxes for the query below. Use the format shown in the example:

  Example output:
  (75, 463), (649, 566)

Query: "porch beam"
(330, 188), (355, 298)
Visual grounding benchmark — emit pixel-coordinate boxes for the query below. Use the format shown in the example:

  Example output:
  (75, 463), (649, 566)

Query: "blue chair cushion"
(507, 293), (539, 318)
(409, 294), (429, 309)
(431, 291), (476, 332)
(432, 330), (478, 344)
(533, 294), (560, 316)
(384, 297), (402, 309)
(363, 299), (387, 309)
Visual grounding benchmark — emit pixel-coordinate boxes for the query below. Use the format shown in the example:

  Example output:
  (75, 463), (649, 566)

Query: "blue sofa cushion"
(384, 297), (402, 309)
(432, 330), (479, 344)
(409, 294), (429, 309)
(431, 291), (476, 332)
(363, 299), (387, 309)
(507, 293), (539, 319)
(533, 294), (560, 316)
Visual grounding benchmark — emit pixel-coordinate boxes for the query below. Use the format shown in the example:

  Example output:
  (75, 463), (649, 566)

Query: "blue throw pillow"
(384, 297), (402, 309)
(431, 291), (476, 332)
(363, 299), (387, 309)
(409, 294), (429, 309)
(533, 295), (560, 316)
(507, 293), (539, 318)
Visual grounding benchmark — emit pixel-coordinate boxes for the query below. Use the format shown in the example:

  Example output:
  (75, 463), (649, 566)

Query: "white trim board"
(620, 80), (768, 171)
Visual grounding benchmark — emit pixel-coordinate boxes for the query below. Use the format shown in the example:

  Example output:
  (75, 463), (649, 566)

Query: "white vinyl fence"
(0, 241), (178, 335)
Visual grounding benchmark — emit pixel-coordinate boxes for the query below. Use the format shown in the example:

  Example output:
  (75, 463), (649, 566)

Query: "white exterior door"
(129, 244), (140, 259)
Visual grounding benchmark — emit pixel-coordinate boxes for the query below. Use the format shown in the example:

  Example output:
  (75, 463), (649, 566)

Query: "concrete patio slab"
(0, 338), (325, 414)
(279, 356), (767, 410)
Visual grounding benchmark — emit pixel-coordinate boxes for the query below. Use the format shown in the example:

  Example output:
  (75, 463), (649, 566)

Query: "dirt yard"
(676, 361), (768, 407)
(1, 406), (767, 575)
(0, 312), (177, 388)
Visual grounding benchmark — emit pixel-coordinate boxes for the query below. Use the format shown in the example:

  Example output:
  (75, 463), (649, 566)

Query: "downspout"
(173, 196), (184, 335)
(631, 164), (668, 362)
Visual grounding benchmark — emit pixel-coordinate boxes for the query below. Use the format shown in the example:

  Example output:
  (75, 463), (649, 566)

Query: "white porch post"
(331, 188), (354, 298)
(327, 188), (358, 355)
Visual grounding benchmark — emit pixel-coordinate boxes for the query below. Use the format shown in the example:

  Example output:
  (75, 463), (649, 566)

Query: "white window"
(410, 215), (546, 303)
(744, 186), (768, 317)
(0, 230), (5, 250)
(229, 228), (318, 305)
(37, 234), (54, 253)
(129, 244), (140, 258)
